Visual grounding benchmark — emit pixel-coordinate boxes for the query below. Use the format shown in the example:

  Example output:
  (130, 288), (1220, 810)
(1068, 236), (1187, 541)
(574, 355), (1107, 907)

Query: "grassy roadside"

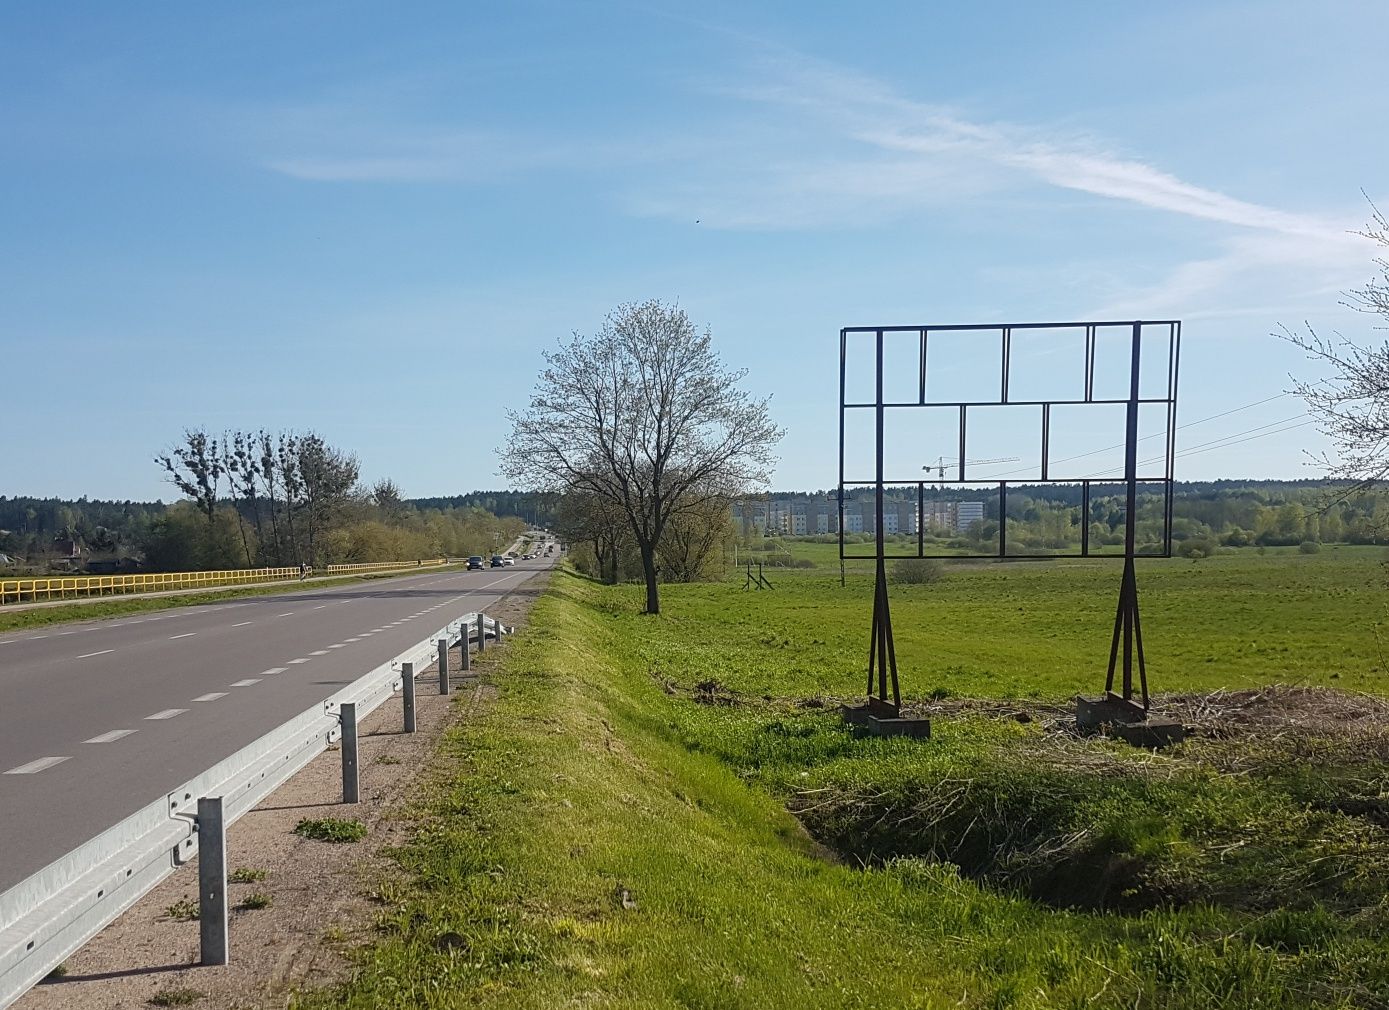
(294, 563), (1388, 1009)
(0, 565), (469, 634)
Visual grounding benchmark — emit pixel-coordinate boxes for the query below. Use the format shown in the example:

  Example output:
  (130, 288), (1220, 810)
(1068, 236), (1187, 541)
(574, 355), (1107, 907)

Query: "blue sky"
(3, 1), (1385, 502)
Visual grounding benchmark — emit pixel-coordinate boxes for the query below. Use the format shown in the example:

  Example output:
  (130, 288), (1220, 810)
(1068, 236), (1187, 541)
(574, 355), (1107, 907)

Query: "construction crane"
(922, 455), (1020, 482)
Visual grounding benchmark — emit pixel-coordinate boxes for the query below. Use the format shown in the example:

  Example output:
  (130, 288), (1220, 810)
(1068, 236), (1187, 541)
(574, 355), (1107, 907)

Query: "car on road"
(467, 556), (484, 570)
(502, 557), (515, 566)
(490, 555), (505, 567)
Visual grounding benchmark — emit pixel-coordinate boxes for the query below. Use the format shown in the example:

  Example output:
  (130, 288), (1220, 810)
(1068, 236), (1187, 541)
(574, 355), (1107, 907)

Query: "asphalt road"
(0, 557), (552, 893)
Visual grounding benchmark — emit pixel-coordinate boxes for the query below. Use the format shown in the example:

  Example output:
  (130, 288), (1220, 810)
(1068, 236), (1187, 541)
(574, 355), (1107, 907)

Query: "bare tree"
(657, 493), (734, 582)
(294, 433), (360, 565)
(553, 487), (628, 583)
(222, 430), (260, 567)
(1284, 198), (1389, 491)
(155, 429), (224, 536)
(500, 300), (783, 613)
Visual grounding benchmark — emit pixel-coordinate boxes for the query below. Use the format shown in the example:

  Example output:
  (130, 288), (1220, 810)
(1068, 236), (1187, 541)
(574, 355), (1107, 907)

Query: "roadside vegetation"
(295, 550), (1389, 1008)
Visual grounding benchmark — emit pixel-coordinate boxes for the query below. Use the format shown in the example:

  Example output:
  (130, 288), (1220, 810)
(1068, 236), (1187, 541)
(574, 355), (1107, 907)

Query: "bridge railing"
(0, 568), (302, 606)
(323, 559), (447, 575)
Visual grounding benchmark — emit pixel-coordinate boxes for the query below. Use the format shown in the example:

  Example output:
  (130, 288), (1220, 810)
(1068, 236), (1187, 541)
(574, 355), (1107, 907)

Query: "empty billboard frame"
(838, 320), (1180, 560)
(838, 320), (1180, 715)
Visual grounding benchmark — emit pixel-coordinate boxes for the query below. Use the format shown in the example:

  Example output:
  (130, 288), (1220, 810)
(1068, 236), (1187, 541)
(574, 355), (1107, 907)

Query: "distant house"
(86, 558), (142, 575)
(50, 539), (84, 569)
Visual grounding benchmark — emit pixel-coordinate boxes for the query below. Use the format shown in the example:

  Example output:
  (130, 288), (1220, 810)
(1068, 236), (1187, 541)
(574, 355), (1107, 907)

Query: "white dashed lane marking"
(193, 693), (228, 702)
(145, 709), (187, 721)
(231, 622), (252, 628)
(309, 650), (329, 656)
(168, 633), (196, 640)
(5, 756), (70, 774)
(77, 650), (114, 659)
(86, 729), (138, 743)
(230, 679), (261, 688)
(328, 644), (346, 649)
(278, 613), (294, 618)
(288, 658), (311, 665)
(260, 667), (287, 676)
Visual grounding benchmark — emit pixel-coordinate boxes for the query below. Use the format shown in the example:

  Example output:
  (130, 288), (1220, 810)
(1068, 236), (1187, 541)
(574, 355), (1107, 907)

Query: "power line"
(980, 392), (1294, 479)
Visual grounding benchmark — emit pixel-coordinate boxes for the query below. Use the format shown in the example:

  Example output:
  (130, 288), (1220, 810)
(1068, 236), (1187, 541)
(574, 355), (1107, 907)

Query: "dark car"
(490, 555), (505, 567)
(467, 555), (484, 570)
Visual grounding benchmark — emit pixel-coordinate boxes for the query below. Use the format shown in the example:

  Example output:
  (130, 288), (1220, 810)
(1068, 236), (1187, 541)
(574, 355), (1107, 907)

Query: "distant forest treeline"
(0, 486), (528, 575)
(3, 479), (1383, 574)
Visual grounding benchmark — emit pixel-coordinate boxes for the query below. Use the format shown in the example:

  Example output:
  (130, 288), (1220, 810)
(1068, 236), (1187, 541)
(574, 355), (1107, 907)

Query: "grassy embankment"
(298, 548), (1389, 1009)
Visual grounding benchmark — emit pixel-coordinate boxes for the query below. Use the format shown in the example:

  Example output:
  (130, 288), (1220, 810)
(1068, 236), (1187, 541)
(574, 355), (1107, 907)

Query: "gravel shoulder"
(14, 569), (551, 1010)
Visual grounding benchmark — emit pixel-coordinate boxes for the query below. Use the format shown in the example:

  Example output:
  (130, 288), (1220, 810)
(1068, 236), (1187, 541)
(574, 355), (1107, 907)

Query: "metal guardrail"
(323, 559), (447, 575)
(0, 568), (302, 606)
(0, 611), (509, 1009)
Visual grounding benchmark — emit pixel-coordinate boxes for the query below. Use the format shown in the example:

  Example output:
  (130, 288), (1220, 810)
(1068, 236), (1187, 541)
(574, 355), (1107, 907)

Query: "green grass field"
(296, 550), (1389, 1009)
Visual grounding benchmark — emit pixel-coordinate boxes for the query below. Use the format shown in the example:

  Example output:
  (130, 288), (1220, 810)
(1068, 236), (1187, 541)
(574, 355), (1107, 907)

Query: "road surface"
(0, 558), (550, 893)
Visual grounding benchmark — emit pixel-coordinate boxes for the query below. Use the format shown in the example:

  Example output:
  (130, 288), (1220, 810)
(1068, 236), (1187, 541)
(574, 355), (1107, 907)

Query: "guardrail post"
(437, 638), (450, 695)
(402, 661), (416, 733)
(197, 796), (229, 966)
(478, 612), (486, 653)
(461, 621), (471, 672)
(341, 703), (359, 804)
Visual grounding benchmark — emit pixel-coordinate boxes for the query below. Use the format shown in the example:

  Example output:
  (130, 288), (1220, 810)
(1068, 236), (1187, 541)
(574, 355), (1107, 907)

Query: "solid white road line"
(5, 756), (71, 774)
(145, 709), (187, 720)
(230, 678), (261, 687)
(193, 693), (228, 702)
(77, 650), (115, 659)
(86, 729), (137, 743)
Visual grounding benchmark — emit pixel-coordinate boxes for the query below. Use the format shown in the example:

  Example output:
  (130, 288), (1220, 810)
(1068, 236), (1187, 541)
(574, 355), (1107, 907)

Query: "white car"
(502, 557), (515, 566)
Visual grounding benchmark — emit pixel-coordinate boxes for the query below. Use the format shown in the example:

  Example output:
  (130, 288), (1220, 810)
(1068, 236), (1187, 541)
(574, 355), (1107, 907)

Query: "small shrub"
(238, 892), (273, 910)
(228, 867), (267, 883)
(45, 963), (68, 980)
(294, 817), (367, 843)
(891, 558), (945, 584)
(376, 753), (402, 765)
(163, 897), (199, 921)
(1299, 540), (1321, 554)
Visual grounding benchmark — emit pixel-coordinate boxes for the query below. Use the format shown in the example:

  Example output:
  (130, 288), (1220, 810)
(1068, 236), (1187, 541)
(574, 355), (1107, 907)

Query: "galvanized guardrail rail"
(0, 610), (509, 1009)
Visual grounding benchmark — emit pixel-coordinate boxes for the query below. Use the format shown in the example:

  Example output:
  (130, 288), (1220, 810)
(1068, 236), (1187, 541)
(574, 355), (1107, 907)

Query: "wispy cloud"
(657, 48), (1353, 242)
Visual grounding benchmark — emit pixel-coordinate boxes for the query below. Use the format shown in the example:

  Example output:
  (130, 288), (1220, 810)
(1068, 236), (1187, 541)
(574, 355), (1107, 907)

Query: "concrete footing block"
(841, 699), (931, 739)
(1075, 692), (1186, 748)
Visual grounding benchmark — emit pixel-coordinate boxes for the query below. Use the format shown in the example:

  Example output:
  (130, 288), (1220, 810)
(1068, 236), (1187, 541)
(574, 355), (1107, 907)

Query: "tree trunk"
(639, 541), (660, 614)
